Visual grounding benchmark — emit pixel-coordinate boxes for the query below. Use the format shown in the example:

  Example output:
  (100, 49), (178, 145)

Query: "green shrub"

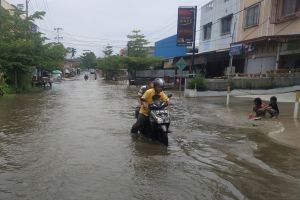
(0, 83), (12, 96)
(187, 75), (207, 91)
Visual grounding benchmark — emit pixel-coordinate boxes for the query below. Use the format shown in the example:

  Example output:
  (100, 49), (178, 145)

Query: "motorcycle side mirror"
(167, 94), (173, 98)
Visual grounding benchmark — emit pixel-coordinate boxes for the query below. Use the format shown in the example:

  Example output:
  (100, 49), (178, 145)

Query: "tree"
(123, 56), (161, 73)
(41, 43), (66, 71)
(96, 30), (161, 81)
(80, 52), (97, 68)
(102, 44), (113, 57)
(97, 55), (161, 80)
(66, 47), (77, 58)
(127, 30), (149, 57)
(0, 8), (66, 91)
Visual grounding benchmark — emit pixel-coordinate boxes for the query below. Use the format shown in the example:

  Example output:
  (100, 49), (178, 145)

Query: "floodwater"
(0, 76), (300, 200)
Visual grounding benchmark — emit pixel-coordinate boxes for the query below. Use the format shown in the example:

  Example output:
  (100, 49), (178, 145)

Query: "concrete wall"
(233, 77), (300, 89)
(136, 69), (175, 78)
(199, 0), (240, 53)
(204, 76), (300, 90)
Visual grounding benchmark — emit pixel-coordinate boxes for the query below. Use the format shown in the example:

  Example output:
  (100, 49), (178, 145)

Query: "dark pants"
(266, 109), (278, 117)
(131, 113), (148, 133)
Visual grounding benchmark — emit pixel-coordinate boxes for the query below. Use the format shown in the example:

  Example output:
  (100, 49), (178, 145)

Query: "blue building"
(154, 35), (187, 58)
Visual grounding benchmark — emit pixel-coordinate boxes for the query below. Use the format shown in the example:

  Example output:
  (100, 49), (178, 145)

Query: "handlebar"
(149, 102), (168, 110)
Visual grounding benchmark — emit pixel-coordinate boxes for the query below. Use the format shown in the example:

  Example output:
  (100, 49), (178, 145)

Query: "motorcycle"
(137, 94), (172, 146)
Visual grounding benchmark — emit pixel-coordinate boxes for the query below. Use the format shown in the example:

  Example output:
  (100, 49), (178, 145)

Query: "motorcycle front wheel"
(159, 125), (168, 146)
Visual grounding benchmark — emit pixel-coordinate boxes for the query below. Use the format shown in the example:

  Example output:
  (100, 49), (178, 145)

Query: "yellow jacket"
(139, 88), (169, 116)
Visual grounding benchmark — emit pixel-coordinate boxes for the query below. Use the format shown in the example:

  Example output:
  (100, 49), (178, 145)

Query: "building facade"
(199, 0), (241, 53)
(154, 35), (188, 58)
(236, 0), (300, 74)
(193, 0), (244, 78)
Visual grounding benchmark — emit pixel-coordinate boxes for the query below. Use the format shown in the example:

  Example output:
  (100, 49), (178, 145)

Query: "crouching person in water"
(131, 78), (169, 134)
(266, 96), (279, 118)
(251, 97), (267, 118)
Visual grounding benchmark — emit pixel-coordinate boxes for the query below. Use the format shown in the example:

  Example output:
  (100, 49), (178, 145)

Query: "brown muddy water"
(0, 77), (300, 200)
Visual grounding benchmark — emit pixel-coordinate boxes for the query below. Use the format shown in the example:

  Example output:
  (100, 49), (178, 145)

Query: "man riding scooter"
(131, 78), (169, 134)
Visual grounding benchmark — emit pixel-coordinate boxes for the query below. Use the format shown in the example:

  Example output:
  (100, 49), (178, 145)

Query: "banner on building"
(177, 7), (195, 46)
(229, 44), (243, 56)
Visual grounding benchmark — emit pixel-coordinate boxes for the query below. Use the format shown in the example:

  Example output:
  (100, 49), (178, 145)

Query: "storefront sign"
(230, 44), (243, 56)
(177, 7), (195, 46)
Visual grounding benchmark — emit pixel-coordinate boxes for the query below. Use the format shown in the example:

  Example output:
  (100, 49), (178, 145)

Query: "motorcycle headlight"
(156, 117), (164, 124)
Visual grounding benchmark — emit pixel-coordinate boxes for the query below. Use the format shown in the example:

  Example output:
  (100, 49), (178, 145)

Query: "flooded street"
(0, 77), (300, 200)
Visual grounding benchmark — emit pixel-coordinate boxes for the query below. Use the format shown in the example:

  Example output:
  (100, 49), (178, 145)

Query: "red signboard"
(177, 7), (195, 46)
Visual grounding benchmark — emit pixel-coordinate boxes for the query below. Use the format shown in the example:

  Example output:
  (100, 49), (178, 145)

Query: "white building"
(199, 0), (241, 53)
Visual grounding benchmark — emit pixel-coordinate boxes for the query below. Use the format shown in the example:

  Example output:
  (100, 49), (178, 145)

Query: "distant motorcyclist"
(84, 74), (89, 81)
(131, 78), (169, 134)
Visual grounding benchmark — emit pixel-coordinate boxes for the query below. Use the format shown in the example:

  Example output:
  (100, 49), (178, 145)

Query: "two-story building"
(199, 0), (241, 52)
(235, 0), (300, 74)
(197, 0), (245, 77)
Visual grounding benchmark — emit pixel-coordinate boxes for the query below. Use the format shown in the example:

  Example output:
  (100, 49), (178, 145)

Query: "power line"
(42, 0), (56, 28)
(39, 27), (128, 43)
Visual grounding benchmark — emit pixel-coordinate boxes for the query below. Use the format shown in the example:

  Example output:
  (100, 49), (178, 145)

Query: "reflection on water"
(0, 78), (300, 200)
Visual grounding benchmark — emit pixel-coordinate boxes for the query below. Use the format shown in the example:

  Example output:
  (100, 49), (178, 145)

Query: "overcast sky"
(8, 0), (209, 56)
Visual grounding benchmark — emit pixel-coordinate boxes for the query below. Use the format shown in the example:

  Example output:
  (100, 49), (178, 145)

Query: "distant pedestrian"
(266, 96), (279, 118)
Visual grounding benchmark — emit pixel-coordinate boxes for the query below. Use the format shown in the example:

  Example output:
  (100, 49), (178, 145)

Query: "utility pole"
(24, 0), (30, 39)
(0, 0), (2, 28)
(26, 0), (28, 18)
(190, 6), (197, 77)
(0, 0), (2, 35)
(226, 18), (237, 106)
(54, 27), (63, 43)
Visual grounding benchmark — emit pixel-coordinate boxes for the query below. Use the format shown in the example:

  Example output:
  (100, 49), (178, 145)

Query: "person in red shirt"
(250, 97), (267, 118)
